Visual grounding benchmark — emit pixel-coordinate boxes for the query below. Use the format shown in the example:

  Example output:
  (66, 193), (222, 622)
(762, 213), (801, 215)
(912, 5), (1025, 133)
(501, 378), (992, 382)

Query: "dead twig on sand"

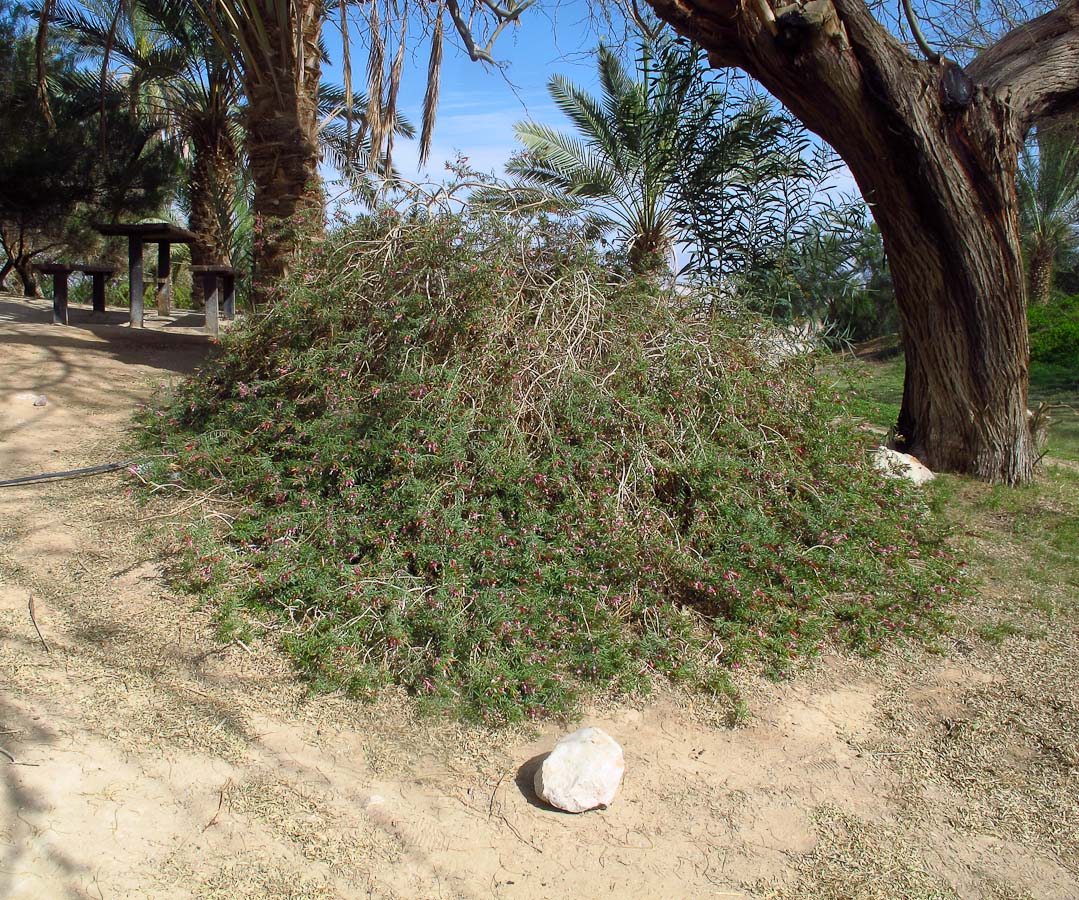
(499, 811), (543, 854)
(203, 777), (234, 832)
(0, 746), (38, 766)
(487, 771), (507, 821)
(487, 772), (542, 853)
(28, 594), (50, 653)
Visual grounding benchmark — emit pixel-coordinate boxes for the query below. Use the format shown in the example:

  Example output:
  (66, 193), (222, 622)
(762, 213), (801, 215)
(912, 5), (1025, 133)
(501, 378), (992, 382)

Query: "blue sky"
(320, 3), (633, 187)
(319, 2), (860, 204)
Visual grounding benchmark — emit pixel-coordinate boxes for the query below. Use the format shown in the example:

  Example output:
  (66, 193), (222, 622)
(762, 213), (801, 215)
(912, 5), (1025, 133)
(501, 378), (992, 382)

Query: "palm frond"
(419, 6), (443, 167)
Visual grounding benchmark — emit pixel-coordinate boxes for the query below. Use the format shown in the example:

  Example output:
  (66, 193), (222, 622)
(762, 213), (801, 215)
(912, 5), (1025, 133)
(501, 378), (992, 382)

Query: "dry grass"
(766, 806), (961, 900)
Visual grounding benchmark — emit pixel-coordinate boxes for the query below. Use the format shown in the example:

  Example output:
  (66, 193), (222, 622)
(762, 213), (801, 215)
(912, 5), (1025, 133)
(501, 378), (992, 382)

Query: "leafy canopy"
(477, 38), (798, 276)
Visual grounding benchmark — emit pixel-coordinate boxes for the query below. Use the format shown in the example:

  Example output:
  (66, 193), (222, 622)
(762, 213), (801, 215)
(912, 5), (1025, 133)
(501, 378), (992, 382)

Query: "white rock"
(872, 446), (935, 485)
(33, 395), (47, 407)
(534, 726), (624, 813)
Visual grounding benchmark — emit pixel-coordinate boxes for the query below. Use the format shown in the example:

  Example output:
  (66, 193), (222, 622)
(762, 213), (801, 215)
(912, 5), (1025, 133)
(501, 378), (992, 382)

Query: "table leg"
(223, 275), (236, 320)
(52, 273), (69, 325)
(91, 273), (107, 313)
(129, 236), (144, 327)
(156, 242), (171, 316)
(204, 274), (220, 336)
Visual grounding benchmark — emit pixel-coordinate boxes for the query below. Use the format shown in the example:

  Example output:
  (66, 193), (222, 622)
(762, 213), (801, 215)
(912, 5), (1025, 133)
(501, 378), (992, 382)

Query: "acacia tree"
(643, 0), (1079, 484)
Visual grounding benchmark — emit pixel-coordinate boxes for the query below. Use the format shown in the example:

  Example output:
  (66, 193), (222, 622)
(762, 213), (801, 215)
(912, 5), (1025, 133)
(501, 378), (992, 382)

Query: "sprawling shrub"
(138, 210), (961, 722)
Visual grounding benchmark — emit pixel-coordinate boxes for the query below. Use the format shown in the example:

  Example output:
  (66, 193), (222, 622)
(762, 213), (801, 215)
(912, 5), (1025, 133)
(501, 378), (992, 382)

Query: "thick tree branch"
(443, 0), (538, 64)
(968, 0), (1079, 132)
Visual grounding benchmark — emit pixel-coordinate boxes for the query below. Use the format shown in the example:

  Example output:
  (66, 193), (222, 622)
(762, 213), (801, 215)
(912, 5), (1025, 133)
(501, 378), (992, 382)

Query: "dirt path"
(1, 293), (1076, 900)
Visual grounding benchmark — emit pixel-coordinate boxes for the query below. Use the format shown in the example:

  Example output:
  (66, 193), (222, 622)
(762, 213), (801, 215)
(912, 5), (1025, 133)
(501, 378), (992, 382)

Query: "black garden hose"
(0, 460), (135, 488)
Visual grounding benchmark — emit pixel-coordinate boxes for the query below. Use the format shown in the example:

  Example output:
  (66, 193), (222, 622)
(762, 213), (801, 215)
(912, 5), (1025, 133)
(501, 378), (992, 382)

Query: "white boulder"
(872, 446), (935, 485)
(534, 726), (624, 813)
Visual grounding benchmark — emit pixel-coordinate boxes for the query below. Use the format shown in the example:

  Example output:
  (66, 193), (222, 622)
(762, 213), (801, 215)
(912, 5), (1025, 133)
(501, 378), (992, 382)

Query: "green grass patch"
(137, 212), (962, 723)
(827, 355), (903, 434)
(836, 354), (1079, 463)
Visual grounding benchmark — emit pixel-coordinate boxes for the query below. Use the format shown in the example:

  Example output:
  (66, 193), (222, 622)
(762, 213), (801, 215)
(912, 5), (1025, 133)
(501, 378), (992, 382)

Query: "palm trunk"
(188, 133), (236, 306)
(644, 0), (1071, 484)
(243, 4), (325, 305)
(1027, 246), (1054, 306)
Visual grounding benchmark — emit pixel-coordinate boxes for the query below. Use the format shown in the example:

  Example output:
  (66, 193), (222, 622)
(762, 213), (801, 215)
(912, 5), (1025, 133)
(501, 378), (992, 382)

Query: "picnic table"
(96, 222), (197, 327)
(35, 263), (115, 325)
(191, 265), (237, 336)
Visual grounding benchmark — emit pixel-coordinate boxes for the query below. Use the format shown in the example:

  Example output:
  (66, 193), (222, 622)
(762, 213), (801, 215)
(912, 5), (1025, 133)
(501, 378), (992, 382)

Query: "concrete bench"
(191, 265), (237, 336)
(35, 264), (116, 325)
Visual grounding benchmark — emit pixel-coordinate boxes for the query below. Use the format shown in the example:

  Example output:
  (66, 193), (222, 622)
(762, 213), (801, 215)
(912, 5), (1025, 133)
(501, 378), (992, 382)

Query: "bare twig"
(0, 746), (38, 766)
(28, 594), (50, 653)
(203, 777), (234, 831)
(487, 771), (508, 820)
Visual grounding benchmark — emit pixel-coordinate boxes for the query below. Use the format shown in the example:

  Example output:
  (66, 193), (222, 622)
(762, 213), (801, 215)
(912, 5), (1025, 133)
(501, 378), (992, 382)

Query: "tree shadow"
(0, 693), (97, 900)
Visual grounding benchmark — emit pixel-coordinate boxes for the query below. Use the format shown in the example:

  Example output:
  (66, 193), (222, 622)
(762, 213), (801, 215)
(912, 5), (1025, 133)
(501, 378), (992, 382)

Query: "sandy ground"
(1, 292), (1076, 900)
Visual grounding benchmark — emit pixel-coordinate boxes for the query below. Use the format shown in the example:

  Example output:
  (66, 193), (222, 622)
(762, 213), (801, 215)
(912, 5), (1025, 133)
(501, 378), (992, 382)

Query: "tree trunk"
(188, 133), (237, 307)
(1027, 245), (1055, 306)
(243, 3), (325, 305)
(645, 0), (1079, 484)
(15, 256), (38, 297)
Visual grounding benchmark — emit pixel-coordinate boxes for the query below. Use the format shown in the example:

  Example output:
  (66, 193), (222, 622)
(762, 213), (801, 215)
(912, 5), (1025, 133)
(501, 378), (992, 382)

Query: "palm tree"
(37, 0), (537, 302)
(48, 0), (242, 271)
(188, 0), (528, 301)
(1018, 127), (1079, 306)
(48, 0), (413, 284)
(476, 39), (785, 276)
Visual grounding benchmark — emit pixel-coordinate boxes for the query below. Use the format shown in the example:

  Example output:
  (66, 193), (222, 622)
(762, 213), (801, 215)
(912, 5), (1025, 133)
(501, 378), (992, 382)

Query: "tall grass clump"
(137, 209), (963, 723)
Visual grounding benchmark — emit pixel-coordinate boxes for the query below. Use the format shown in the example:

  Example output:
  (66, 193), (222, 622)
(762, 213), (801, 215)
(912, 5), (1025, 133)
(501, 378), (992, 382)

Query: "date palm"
(48, 0), (412, 281)
(1018, 128), (1079, 306)
(478, 39), (785, 275)
(38, 0), (539, 302)
(48, 0), (242, 271)
(188, 0), (534, 300)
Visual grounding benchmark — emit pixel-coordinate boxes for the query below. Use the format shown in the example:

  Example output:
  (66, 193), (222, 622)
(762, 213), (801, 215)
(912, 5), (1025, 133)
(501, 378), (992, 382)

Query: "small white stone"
(33, 395), (47, 407)
(872, 446), (935, 485)
(534, 726), (624, 813)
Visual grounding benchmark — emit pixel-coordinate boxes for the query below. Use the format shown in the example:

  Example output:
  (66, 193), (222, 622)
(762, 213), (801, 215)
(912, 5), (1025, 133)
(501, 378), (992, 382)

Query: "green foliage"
(1029, 292), (1079, 383)
(745, 202), (898, 342)
(0, 3), (180, 289)
(475, 37), (798, 276)
(474, 36), (899, 342)
(1019, 127), (1079, 303)
(138, 210), (962, 723)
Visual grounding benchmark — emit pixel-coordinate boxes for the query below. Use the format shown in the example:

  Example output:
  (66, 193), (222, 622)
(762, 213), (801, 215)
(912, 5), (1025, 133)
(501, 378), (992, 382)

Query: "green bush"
(1030, 294), (1079, 368)
(1029, 293), (1079, 393)
(137, 210), (962, 723)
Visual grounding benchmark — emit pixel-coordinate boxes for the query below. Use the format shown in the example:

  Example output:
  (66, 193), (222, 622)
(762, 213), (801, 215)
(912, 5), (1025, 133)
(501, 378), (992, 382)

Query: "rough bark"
(188, 132), (236, 306)
(15, 258), (38, 297)
(1027, 245), (1055, 305)
(646, 0), (1079, 484)
(243, 2), (325, 305)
